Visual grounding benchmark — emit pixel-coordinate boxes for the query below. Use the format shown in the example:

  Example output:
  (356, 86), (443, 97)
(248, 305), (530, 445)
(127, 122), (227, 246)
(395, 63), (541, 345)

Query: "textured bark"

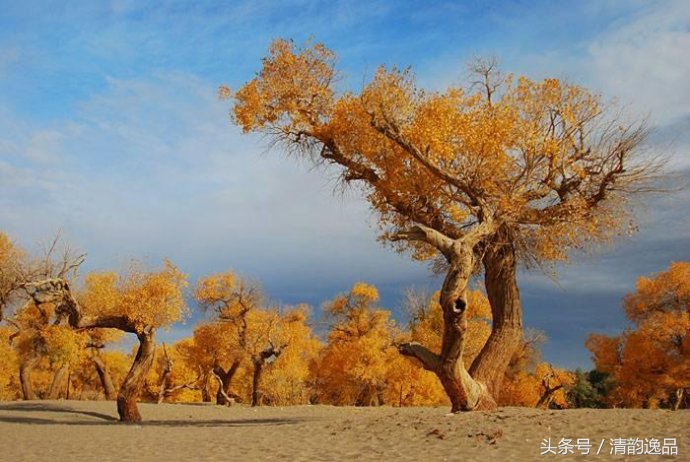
(213, 360), (241, 405)
(47, 363), (69, 399)
(400, 238), (496, 412)
(470, 239), (523, 398)
(19, 357), (38, 400)
(251, 360), (264, 407)
(92, 354), (116, 400)
(201, 371), (212, 402)
(251, 344), (285, 407)
(117, 330), (156, 423)
(674, 388), (685, 411)
(157, 344), (173, 404)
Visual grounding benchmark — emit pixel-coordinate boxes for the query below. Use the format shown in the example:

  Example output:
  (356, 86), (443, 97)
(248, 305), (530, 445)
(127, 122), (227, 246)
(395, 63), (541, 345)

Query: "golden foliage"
(79, 260), (189, 332)
(231, 40), (658, 267)
(587, 262), (690, 408)
(262, 306), (322, 405)
(0, 326), (20, 399)
(0, 232), (24, 315)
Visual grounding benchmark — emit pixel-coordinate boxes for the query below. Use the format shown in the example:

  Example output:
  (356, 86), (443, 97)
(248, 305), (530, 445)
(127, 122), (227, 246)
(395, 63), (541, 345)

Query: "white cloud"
(586, 0), (690, 125)
(0, 72), (429, 299)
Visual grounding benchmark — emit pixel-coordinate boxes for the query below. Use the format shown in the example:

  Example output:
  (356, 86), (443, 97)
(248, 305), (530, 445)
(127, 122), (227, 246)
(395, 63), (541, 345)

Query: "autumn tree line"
(1, 37), (684, 421)
(1, 232), (687, 419)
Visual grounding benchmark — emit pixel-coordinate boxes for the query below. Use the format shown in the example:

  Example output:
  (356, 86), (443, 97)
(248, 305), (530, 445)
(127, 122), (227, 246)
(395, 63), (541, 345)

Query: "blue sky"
(1, 0), (689, 368)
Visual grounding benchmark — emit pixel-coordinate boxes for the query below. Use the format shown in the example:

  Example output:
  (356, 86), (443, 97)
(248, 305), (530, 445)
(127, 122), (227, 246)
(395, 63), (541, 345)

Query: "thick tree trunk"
(399, 239), (496, 412)
(213, 360), (240, 405)
(47, 363), (69, 399)
(470, 239), (523, 399)
(92, 354), (116, 400)
(117, 330), (156, 423)
(19, 357), (38, 400)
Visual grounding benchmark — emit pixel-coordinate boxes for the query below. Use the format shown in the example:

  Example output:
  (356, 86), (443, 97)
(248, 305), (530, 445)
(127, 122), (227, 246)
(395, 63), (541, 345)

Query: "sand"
(0, 400), (687, 461)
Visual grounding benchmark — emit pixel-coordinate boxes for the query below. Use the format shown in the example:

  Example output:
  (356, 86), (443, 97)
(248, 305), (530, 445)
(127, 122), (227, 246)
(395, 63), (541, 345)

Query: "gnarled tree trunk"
(117, 330), (156, 423)
(674, 388), (685, 411)
(399, 234), (495, 411)
(470, 239), (523, 398)
(19, 357), (38, 400)
(201, 370), (212, 402)
(213, 360), (241, 405)
(48, 363), (69, 399)
(92, 354), (116, 400)
(251, 343), (286, 407)
(397, 225), (523, 412)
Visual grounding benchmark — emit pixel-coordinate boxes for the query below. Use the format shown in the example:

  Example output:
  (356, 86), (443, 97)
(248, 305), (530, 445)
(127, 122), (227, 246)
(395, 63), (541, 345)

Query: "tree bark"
(92, 354), (116, 400)
(201, 370), (212, 402)
(251, 359), (264, 407)
(674, 388), (685, 411)
(19, 357), (38, 400)
(117, 330), (156, 423)
(157, 344), (173, 404)
(251, 344), (286, 407)
(47, 363), (69, 399)
(470, 239), (523, 398)
(213, 360), (241, 405)
(399, 238), (496, 412)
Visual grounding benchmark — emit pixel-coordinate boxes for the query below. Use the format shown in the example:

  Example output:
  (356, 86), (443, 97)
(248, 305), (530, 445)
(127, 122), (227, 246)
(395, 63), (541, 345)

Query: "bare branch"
(397, 342), (442, 372)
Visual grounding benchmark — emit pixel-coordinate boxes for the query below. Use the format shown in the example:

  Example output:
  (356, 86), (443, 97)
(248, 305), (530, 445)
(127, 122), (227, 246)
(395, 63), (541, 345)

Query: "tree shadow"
(0, 402), (118, 421)
(0, 402), (307, 427)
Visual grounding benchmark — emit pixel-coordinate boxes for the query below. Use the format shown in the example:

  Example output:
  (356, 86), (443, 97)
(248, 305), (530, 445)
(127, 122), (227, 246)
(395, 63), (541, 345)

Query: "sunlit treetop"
(78, 260), (189, 334)
(228, 39), (663, 267)
(194, 271), (261, 321)
(624, 261), (690, 325)
(324, 282), (394, 343)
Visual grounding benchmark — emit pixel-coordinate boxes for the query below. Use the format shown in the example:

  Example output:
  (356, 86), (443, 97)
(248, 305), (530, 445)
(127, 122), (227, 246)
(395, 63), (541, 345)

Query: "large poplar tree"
(227, 39), (662, 411)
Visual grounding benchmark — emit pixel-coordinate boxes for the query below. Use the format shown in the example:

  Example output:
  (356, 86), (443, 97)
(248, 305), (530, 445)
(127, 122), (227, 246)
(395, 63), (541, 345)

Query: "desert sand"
(0, 400), (687, 461)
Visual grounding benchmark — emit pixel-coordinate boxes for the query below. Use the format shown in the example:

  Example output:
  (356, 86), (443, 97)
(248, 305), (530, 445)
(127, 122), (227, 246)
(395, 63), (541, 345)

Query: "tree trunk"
(19, 357), (38, 400)
(470, 239), (523, 398)
(251, 358), (264, 407)
(92, 354), (116, 400)
(536, 385), (563, 409)
(213, 360), (240, 405)
(399, 240), (496, 412)
(157, 344), (173, 404)
(674, 388), (685, 411)
(251, 343), (286, 407)
(48, 363), (69, 399)
(117, 330), (156, 423)
(201, 371), (212, 402)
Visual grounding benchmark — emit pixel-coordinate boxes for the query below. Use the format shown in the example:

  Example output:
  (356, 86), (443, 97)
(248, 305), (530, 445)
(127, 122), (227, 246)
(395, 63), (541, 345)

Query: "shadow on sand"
(0, 402), (305, 427)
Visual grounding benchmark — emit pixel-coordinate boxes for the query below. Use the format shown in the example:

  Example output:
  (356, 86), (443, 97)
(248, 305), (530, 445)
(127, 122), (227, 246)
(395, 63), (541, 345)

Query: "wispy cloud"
(0, 0), (688, 369)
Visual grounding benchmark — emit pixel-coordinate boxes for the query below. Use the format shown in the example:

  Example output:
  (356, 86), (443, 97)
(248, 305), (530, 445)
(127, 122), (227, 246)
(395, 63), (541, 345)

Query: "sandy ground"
(0, 401), (687, 461)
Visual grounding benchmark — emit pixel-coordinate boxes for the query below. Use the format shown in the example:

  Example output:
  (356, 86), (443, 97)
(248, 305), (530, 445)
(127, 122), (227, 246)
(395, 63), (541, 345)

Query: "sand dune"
(0, 401), (687, 461)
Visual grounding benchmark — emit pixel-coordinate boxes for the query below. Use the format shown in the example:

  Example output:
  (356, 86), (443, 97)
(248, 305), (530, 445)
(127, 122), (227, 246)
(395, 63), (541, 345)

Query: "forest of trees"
(1, 39), (685, 423)
(1, 231), (687, 422)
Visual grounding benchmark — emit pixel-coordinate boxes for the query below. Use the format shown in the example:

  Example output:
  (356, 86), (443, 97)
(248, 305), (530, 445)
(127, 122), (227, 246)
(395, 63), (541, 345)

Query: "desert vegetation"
(1, 228), (687, 423)
(0, 40), (685, 425)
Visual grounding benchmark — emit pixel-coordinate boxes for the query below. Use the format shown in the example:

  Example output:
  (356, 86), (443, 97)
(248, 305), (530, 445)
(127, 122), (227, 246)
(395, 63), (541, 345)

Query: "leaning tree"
(225, 39), (662, 412)
(23, 260), (188, 422)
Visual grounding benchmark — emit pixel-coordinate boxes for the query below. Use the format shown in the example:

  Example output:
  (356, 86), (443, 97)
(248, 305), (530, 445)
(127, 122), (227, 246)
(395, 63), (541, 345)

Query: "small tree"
(587, 262), (690, 409)
(24, 261), (188, 422)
